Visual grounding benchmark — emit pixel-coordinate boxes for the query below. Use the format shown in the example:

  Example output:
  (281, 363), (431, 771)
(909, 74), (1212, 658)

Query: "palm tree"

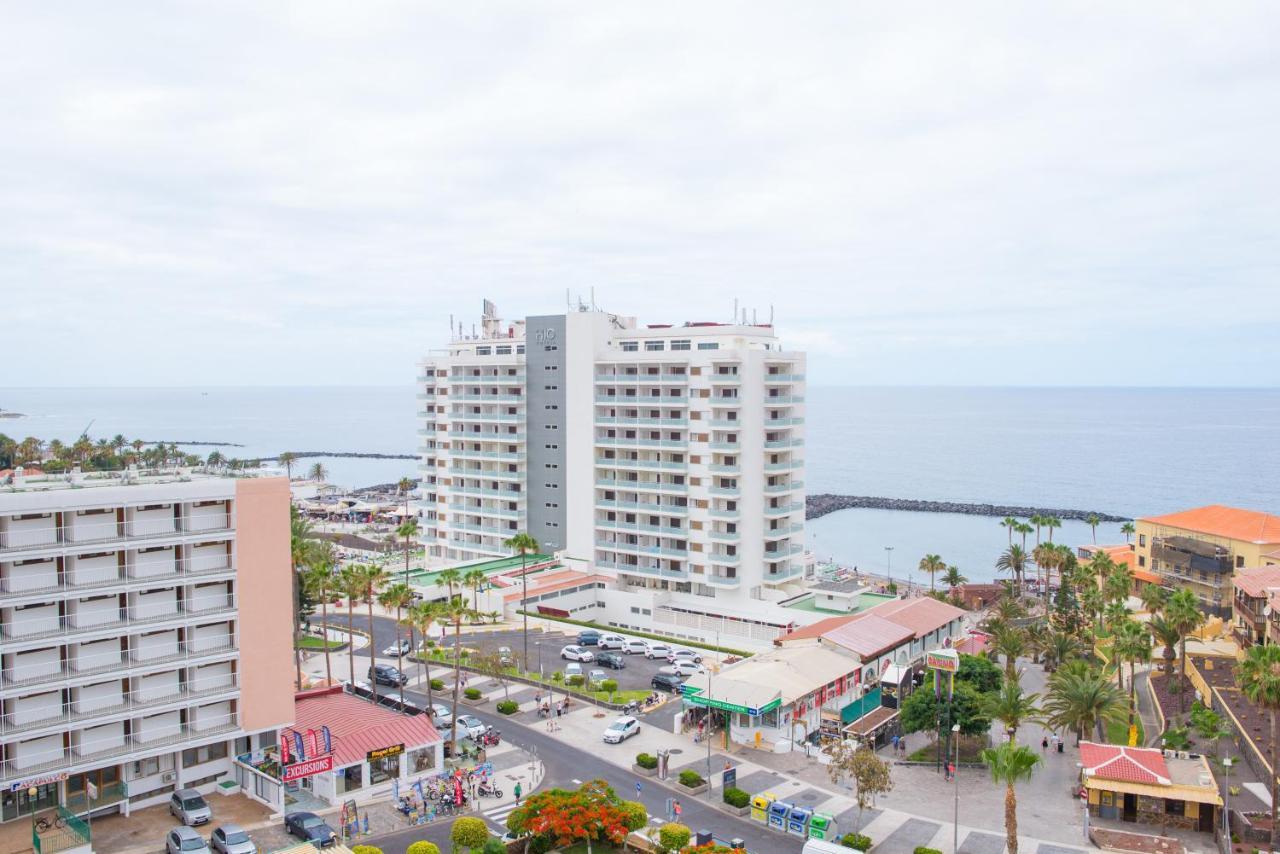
(307, 462), (328, 482)
(918, 554), (945, 592)
(1103, 600), (1132, 634)
(1086, 514), (1101, 544)
(1147, 615), (1182, 679)
(1044, 516), (1062, 544)
(1031, 543), (1058, 608)
(338, 565), (365, 688)
(301, 544), (337, 685)
(1080, 584), (1105, 636)
(990, 625), (1027, 678)
(1138, 584), (1167, 617)
(942, 566), (967, 589)
(463, 568), (488, 611)
(436, 567), (462, 602)
(983, 680), (1043, 740)
(1111, 619), (1152, 728)
(278, 451), (297, 479)
(1041, 631), (1081, 673)
(1015, 522), (1033, 551)
(1165, 589), (1205, 714)
(1238, 643), (1280, 853)
(1001, 516), (1018, 546)
(438, 598), (477, 756)
(1088, 549), (1115, 582)
(503, 532), (540, 672)
(1043, 666), (1125, 744)
(980, 741), (1041, 854)
(378, 582), (416, 709)
(289, 508), (315, 691)
(1120, 522), (1135, 543)
(395, 518), (419, 585)
(408, 601), (442, 713)
(995, 545), (1028, 597)
(1030, 514), (1045, 548)
(357, 564), (391, 701)
(1104, 563), (1134, 607)
(206, 450), (225, 470)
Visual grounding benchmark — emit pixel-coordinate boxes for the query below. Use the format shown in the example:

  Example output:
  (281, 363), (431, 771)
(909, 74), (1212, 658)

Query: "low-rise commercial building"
(1080, 742), (1220, 833)
(1231, 566), (1280, 647)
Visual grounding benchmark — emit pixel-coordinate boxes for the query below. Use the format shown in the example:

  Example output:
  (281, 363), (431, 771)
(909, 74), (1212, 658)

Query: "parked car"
(660, 661), (705, 677)
(577, 629), (602, 645)
(588, 668), (608, 686)
(284, 812), (337, 848)
(644, 642), (672, 660)
(211, 824), (256, 854)
(602, 715), (641, 744)
(169, 789), (212, 826)
(498, 646), (515, 666)
(382, 639), (411, 657)
(429, 703), (453, 723)
(595, 651), (627, 670)
(167, 827), (210, 854)
(651, 672), (685, 692)
(622, 639), (649, 655)
(597, 633), (627, 650)
(565, 662), (584, 679)
(455, 714), (487, 739)
(369, 663), (408, 686)
(667, 649), (703, 664)
(560, 645), (595, 662)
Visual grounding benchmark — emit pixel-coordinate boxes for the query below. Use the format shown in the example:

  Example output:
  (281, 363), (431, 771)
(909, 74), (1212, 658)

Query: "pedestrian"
(891, 733), (899, 753)
(1041, 736), (1048, 751)
(673, 800), (682, 821)
(514, 781), (522, 806)
(534, 690), (541, 706)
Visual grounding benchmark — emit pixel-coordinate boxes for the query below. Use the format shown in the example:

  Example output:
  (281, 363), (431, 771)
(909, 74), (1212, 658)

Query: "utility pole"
(885, 546), (894, 590)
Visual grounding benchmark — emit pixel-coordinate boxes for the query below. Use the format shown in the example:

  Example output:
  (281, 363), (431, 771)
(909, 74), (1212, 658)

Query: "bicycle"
(34, 815), (66, 834)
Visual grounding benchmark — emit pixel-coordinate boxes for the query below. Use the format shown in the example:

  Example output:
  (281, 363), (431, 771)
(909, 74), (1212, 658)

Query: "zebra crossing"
(481, 800), (522, 830)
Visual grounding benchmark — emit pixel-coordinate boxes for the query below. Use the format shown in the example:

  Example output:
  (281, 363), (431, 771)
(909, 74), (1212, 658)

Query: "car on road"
(597, 633), (627, 650)
(169, 788), (212, 826)
(429, 703), (453, 723)
(368, 664), (408, 686)
(602, 715), (641, 743)
(211, 824), (256, 854)
(588, 668), (608, 686)
(382, 639), (411, 657)
(284, 812), (337, 848)
(560, 645), (595, 662)
(577, 629), (602, 645)
(643, 642), (673, 660)
(659, 661), (705, 677)
(167, 827), (210, 854)
(565, 662), (584, 680)
(455, 714), (487, 739)
(667, 649), (703, 664)
(651, 672), (685, 693)
(622, 639), (648, 655)
(595, 651), (626, 669)
(498, 646), (515, 666)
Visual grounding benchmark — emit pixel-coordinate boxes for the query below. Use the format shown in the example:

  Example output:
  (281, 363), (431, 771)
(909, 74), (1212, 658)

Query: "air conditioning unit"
(162, 772), (176, 783)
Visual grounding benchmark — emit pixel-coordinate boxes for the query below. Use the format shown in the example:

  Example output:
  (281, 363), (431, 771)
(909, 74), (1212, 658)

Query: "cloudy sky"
(4, 2), (1277, 387)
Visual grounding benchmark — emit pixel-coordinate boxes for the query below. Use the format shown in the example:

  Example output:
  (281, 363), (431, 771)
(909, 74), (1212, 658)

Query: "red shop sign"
(282, 754), (334, 782)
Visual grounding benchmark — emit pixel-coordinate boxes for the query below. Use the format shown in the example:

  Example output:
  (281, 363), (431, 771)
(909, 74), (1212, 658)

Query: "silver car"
(211, 824), (256, 854)
(169, 788), (212, 826)
(167, 826), (210, 854)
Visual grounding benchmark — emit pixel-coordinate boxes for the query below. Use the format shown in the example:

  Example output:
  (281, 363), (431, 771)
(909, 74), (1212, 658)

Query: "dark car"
(577, 629), (602, 646)
(284, 812), (336, 848)
(595, 651), (626, 670)
(369, 664), (408, 686)
(651, 672), (684, 693)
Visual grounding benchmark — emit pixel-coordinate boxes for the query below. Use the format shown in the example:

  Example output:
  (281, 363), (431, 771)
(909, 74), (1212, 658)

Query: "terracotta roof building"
(1232, 566), (1280, 647)
(1080, 742), (1220, 833)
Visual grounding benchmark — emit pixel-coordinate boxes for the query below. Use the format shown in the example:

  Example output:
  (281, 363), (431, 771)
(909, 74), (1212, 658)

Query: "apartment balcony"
(447, 503), (524, 520)
(706, 552), (740, 566)
(707, 442), (739, 451)
(450, 412), (523, 424)
(594, 417), (689, 427)
(594, 499), (688, 515)
(764, 438), (804, 449)
(595, 458), (688, 471)
(449, 374), (525, 384)
(708, 530), (740, 542)
(708, 373), (741, 384)
(596, 559), (686, 579)
(0, 557), (236, 607)
(0, 677), (240, 739)
(595, 395), (688, 407)
(1, 598), (237, 646)
(595, 478), (687, 494)
(703, 571), (740, 588)
(1, 637), (239, 696)
(764, 460), (803, 471)
(595, 520), (687, 537)
(708, 464), (740, 473)
(765, 417), (805, 426)
(763, 481), (803, 494)
(764, 373), (805, 382)
(763, 502), (805, 516)
(0, 518), (233, 560)
(764, 395), (804, 405)
(415, 392), (434, 400)
(448, 468), (523, 482)
(708, 486), (740, 496)
(763, 563), (805, 584)
(452, 394), (522, 403)
(763, 523), (804, 540)
(448, 431), (526, 442)
(595, 540), (688, 559)
(708, 508), (740, 519)
(595, 437), (686, 449)
(708, 419), (742, 429)
(594, 372), (689, 384)
(448, 521), (513, 536)
(764, 544), (804, 559)
(450, 448), (525, 461)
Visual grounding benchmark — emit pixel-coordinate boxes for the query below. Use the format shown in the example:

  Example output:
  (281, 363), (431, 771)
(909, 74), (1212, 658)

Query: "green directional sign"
(682, 686), (781, 717)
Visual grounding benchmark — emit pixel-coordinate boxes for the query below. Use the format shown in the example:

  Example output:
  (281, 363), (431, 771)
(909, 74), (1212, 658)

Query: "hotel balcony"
(764, 395), (804, 405)
(2, 635), (238, 694)
(595, 540), (688, 559)
(0, 554), (236, 606)
(594, 498), (688, 515)
(707, 441), (739, 451)
(0, 514), (233, 560)
(764, 460), (802, 472)
(595, 394), (688, 407)
(595, 436), (686, 449)
(763, 480), (803, 494)
(594, 416), (689, 427)
(1, 596), (237, 647)
(447, 503), (524, 520)
(595, 519), (687, 537)
(449, 374), (525, 384)
(764, 501), (804, 516)
(448, 430), (526, 442)
(596, 559), (686, 579)
(703, 570), (739, 588)
(449, 448), (525, 461)
(764, 438), (804, 449)
(452, 393), (523, 402)
(764, 373), (804, 382)
(708, 372), (741, 384)
(595, 457), (688, 471)
(708, 529), (739, 542)
(706, 552), (740, 566)
(595, 478), (687, 494)
(764, 417), (805, 427)
(594, 372), (690, 384)
(449, 412), (523, 424)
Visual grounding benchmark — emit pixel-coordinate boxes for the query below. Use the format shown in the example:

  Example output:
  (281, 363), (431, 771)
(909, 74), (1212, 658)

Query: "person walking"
(513, 781), (522, 806)
(673, 799), (682, 822)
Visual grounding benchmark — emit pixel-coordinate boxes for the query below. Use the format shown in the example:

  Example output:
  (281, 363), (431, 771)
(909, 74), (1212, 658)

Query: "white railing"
(2, 637), (238, 690)
(0, 518), (232, 556)
(0, 558), (234, 596)
(1, 597), (236, 643)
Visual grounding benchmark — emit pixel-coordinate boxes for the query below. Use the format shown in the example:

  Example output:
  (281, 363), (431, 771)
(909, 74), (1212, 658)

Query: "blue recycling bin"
(768, 800), (793, 832)
(787, 805), (812, 836)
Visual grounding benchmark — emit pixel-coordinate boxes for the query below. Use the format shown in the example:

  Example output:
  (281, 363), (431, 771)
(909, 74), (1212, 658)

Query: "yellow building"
(1136, 505), (1280, 618)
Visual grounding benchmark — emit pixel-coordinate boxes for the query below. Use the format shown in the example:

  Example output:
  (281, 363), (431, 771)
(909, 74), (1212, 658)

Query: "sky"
(3, 3), (1278, 387)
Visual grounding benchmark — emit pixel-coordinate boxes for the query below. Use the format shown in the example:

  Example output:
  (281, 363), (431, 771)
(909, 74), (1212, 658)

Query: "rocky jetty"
(806, 493), (1128, 523)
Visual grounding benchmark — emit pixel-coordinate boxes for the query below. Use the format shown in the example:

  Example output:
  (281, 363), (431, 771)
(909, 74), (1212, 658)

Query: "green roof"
(402, 553), (555, 589)
(783, 592), (897, 615)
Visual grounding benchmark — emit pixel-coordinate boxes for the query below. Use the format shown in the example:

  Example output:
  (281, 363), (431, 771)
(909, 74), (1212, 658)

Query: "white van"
(802, 840), (851, 854)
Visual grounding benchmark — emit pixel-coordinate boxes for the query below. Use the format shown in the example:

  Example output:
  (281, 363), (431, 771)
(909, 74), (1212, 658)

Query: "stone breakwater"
(805, 494), (1129, 523)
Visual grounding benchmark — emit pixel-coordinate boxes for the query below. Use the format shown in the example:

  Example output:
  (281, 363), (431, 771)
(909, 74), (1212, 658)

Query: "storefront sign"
(367, 744), (404, 762)
(8, 773), (68, 793)
(282, 755), (334, 782)
(681, 687), (781, 717)
(926, 649), (960, 673)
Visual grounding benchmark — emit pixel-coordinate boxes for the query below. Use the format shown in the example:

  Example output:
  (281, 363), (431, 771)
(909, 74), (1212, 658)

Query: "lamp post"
(1222, 757), (1233, 840)
(27, 786), (38, 842)
(885, 547), (894, 590)
(952, 723), (960, 854)
(706, 631), (718, 799)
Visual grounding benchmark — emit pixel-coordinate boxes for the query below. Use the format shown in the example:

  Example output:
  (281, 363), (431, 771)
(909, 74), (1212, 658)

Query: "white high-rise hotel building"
(418, 301), (805, 622)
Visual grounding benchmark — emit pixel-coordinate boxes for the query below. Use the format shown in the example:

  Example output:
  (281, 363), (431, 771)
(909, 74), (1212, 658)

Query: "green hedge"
(464, 687), (482, 700)
(723, 787), (749, 808)
(429, 678), (444, 691)
(635, 753), (658, 769)
(515, 610), (753, 658)
(496, 699), (519, 715)
(914, 848), (943, 854)
(842, 833), (872, 851)
(678, 769), (704, 788)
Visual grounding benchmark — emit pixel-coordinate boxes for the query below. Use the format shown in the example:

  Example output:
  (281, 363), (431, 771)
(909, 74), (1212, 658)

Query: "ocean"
(3, 385), (1277, 582)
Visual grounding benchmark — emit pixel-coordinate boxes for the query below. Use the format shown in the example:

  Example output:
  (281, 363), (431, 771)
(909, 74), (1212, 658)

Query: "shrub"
(842, 833), (872, 851)
(464, 687), (483, 700)
(659, 822), (692, 853)
(481, 840), (506, 854)
(914, 848), (942, 854)
(677, 769), (704, 788)
(496, 699), (519, 715)
(567, 674), (585, 687)
(619, 799), (648, 831)
(430, 678), (445, 691)
(351, 847), (382, 854)
(635, 752), (658, 769)
(599, 678), (618, 695)
(722, 787), (749, 808)
(450, 816), (489, 850)
(551, 670), (563, 683)
(406, 843), (440, 854)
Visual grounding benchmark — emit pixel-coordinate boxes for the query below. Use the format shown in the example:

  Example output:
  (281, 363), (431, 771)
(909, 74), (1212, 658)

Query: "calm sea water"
(3, 385), (1277, 581)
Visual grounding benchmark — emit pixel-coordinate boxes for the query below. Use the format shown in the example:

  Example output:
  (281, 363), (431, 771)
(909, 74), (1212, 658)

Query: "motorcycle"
(624, 700), (641, 715)
(479, 727), (502, 746)
(477, 780), (504, 798)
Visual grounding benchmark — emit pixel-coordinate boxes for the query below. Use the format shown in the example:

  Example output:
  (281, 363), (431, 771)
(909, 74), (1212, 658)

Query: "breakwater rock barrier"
(805, 494), (1128, 524)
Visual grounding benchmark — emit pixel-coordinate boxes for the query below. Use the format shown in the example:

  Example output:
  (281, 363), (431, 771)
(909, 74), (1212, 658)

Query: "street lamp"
(951, 723), (960, 854)
(885, 547), (894, 590)
(27, 786), (38, 840)
(1222, 757), (1233, 840)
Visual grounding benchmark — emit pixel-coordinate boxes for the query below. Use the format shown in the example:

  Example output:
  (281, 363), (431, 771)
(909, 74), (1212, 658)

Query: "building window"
(496, 346), (512, 355)
(671, 340), (691, 351)
(1164, 798), (1185, 816)
(410, 747), (437, 774)
(645, 341), (665, 352)
(697, 342), (720, 350)
(338, 764), (364, 793)
(621, 341), (639, 352)
(517, 345), (525, 354)
(476, 347), (491, 355)
(1139, 534), (1146, 547)
(369, 754), (401, 785)
(182, 742), (228, 768)
(1237, 555), (1245, 568)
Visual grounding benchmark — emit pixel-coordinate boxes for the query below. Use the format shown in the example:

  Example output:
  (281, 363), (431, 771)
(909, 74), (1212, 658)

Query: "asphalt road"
(362, 682), (804, 854)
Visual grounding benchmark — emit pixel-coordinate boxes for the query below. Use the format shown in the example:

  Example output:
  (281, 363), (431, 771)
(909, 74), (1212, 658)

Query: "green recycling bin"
(808, 811), (837, 840)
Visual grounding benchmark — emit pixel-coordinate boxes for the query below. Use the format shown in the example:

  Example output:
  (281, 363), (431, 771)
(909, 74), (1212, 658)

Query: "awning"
(1084, 776), (1221, 806)
(881, 664), (911, 686)
(845, 706), (899, 737)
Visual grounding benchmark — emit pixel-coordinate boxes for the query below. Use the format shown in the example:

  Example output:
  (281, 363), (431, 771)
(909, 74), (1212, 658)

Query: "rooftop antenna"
(753, 308), (757, 325)
(733, 297), (738, 324)
(449, 314), (455, 340)
(770, 304), (774, 325)
(566, 288), (572, 311)
(590, 286), (596, 312)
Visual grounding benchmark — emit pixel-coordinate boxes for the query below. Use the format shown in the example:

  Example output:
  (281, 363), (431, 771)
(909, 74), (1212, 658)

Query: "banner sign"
(283, 755), (334, 782)
(926, 649), (960, 673)
(367, 743), (404, 762)
(8, 773), (68, 793)
(304, 729), (320, 759)
(680, 686), (782, 717)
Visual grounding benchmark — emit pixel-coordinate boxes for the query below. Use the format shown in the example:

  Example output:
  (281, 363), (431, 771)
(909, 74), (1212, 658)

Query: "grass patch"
(907, 742), (986, 763)
(296, 635), (343, 650)
(1105, 717), (1145, 746)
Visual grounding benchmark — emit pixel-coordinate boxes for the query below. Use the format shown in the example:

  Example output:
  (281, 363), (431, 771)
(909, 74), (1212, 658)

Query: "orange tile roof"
(502, 572), (606, 603)
(293, 687), (441, 768)
(821, 615), (914, 658)
(1233, 566), (1280, 598)
(776, 613), (861, 643)
(861, 596), (967, 639)
(1132, 568), (1161, 585)
(1141, 505), (1280, 545)
(1079, 742), (1170, 785)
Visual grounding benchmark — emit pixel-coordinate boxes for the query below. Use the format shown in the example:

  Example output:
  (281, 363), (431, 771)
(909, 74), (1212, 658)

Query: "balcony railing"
(594, 373), (690, 384)
(594, 499), (688, 514)
(764, 438), (804, 449)
(449, 374), (525, 384)
(595, 540), (687, 559)
(595, 520), (687, 537)
(448, 431), (526, 442)
(1, 597), (237, 644)
(1, 674), (240, 737)
(764, 373), (805, 382)
(764, 481), (803, 494)
(0, 558), (235, 598)
(595, 395), (688, 406)
(450, 484), (524, 499)
(0, 517), (233, 557)
(764, 502), (805, 516)
(594, 417), (689, 427)
(452, 394), (522, 402)
(2, 637), (239, 692)
(595, 458), (687, 471)
(596, 560), (686, 579)
(595, 437), (686, 449)
(595, 478), (687, 493)
(764, 395), (804, 405)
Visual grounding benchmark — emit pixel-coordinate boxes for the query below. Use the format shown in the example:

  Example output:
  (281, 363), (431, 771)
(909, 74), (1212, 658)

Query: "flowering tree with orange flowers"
(507, 779), (643, 853)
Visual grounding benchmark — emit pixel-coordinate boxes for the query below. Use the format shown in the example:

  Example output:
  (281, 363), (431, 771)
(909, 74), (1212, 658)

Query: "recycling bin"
(787, 805), (812, 836)
(750, 791), (776, 824)
(768, 800), (793, 832)
(808, 811), (837, 840)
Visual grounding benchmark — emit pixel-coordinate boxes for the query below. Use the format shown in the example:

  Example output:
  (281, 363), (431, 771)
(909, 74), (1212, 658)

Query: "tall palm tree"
(289, 508), (315, 691)
(301, 544), (337, 685)
(378, 582), (416, 709)
(408, 601), (442, 713)
(463, 568), (488, 611)
(307, 462), (328, 482)
(1238, 643), (1280, 852)
(918, 554), (945, 592)
(990, 625), (1027, 679)
(278, 451), (297, 479)
(1086, 514), (1101, 544)
(504, 532), (540, 672)
(1044, 516), (1062, 544)
(1111, 619), (1152, 728)
(1080, 584), (1105, 636)
(357, 564), (391, 701)
(438, 598), (477, 756)
(942, 566), (967, 589)
(980, 741), (1041, 854)
(1165, 589), (1205, 714)
(1088, 549), (1115, 582)
(436, 567), (462, 602)
(1030, 514), (1045, 548)
(1043, 666), (1125, 744)
(1001, 516), (1018, 546)
(983, 680), (1043, 740)
(1138, 584), (1167, 617)
(1015, 522), (1033, 551)
(1041, 631), (1081, 673)
(338, 565), (365, 688)
(1120, 522), (1136, 543)
(995, 545), (1028, 597)
(1031, 543), (1058, 608)
(1147, 615), (1182, 679)
(396, 517), (419, 585)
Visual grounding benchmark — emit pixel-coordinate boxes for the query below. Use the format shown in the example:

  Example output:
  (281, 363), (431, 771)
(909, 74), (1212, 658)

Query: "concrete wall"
(524, 314), (568, 552)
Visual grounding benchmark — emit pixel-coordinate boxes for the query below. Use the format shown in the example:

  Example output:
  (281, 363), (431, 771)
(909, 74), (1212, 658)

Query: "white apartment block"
(0, 468), (294, 824)
(418, 301), (806, 638)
